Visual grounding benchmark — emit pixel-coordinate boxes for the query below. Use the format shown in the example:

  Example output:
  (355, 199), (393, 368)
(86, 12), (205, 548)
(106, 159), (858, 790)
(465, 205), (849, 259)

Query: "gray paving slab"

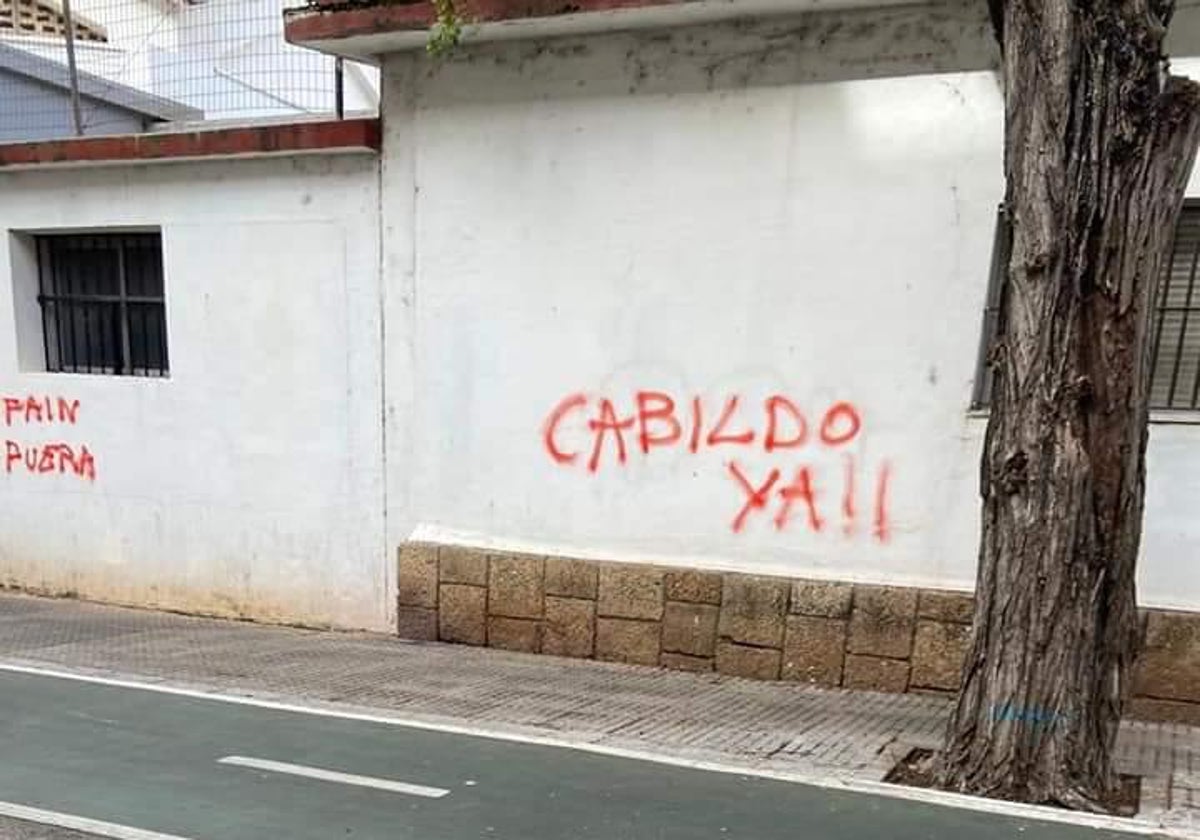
(0, 817), (101, 840)
(0, 592), (950, 779)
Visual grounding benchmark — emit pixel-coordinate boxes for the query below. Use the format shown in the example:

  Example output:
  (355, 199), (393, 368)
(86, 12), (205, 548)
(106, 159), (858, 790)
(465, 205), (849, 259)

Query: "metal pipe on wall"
(335, 57), (345, 119)
(61, 0), (84, 136)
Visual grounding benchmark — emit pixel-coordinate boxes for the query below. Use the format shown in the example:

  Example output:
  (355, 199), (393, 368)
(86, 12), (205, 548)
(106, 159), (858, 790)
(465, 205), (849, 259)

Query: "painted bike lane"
(0, 669), (1150, 840)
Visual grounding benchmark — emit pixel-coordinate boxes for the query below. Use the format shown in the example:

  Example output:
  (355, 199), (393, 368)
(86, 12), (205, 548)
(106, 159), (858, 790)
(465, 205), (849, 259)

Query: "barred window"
(972, 203), (1200, 411)
(35, 232), (168, 377)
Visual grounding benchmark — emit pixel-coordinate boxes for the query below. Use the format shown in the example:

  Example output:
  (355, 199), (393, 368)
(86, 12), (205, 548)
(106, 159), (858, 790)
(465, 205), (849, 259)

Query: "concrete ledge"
(397, 541), (1200, 725)
(291, 0), (666, 41)
(283, 0), (931, 58)
(0, 119), (381, 172)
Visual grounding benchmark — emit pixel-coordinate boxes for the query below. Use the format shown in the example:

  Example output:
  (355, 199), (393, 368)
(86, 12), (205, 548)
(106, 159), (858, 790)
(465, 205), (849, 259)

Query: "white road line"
(0, 661), (1178, 838)
(218, 755), (450, 798)
(0, 800), (194, 840)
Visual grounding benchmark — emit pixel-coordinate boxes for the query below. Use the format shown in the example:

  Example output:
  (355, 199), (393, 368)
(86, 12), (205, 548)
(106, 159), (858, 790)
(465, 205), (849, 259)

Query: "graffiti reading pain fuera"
(3, 395), (95, 481)
(542, 391), (892, 541)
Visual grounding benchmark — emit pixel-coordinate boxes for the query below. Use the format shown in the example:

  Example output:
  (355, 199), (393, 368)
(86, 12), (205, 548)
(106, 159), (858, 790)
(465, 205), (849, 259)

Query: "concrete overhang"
(284, 0), (1200, 67)
(284, 0), (978, 61)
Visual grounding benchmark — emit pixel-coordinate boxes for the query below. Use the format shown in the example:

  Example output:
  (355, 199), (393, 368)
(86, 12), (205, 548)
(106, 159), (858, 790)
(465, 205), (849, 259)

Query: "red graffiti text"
(543, 392), (863, 472)
(3, 395), (80, 426)
(541, 391), (891, 541)
(2, 395), (95, 482)
(5, 440), (96, 481)
(726, 458), (891, 540)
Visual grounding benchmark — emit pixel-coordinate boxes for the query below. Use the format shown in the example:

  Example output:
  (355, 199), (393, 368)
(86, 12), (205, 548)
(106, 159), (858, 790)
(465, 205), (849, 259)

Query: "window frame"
(970, 204), (1011, 411)
(971, 201), (1200, 421)
(1147, 197), (1200, 413)
(33, 229), (169, 378)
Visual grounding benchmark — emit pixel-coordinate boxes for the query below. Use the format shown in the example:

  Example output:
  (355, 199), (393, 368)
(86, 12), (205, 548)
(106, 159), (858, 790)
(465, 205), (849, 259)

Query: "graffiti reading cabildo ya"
(3, 395), (96, 481)
(541, 391), (892, 541)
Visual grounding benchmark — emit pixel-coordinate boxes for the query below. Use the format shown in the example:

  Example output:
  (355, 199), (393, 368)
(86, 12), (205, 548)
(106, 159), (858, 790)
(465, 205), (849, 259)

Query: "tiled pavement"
(1, 591), (1199, 834)
(0, 816), (100, 840)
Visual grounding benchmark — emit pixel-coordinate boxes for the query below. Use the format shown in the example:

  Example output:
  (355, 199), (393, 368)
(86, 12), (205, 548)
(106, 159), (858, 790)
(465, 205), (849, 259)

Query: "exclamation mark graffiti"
(842, 454), (856, 536)
(873, 460), (892, 543)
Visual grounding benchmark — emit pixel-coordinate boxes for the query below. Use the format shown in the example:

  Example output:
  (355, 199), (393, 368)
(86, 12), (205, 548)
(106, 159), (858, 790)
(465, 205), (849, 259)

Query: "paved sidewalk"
(1, 591), (1198, 835)
(0, 816), (99, 839)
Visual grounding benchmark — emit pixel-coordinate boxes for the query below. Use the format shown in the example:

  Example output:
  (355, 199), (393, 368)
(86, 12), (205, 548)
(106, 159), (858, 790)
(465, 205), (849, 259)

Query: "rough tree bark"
(939, 0), (1200, 809)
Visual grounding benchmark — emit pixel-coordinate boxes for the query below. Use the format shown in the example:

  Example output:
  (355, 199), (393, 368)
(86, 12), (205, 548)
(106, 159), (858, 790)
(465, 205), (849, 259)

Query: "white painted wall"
(6, 3), (1200, 631)
(0, 153), (386, 630)
(379, 11), (1200, 612)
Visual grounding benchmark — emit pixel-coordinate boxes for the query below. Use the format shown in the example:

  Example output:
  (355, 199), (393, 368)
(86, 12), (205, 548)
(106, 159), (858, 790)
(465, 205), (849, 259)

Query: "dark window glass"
(35, 232), (168, 377)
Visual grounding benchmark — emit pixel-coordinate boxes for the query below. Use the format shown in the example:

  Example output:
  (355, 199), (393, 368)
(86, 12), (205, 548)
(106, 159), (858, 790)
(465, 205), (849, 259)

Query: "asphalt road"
(0, 670), (1146, 840)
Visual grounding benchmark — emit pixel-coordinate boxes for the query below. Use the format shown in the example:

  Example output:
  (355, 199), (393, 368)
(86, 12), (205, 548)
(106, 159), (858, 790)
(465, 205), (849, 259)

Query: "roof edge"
(0, 118), (381, 171)
(0, 41), (202, 122)
(283, 0), (923, 58)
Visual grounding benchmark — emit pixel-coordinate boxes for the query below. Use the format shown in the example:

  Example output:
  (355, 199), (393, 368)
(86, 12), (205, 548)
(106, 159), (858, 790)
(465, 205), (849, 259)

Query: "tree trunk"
(939, 0), (1200, 809)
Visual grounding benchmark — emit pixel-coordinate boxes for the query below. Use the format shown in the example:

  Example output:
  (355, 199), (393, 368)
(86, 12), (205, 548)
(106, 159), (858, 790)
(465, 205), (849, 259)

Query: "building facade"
(0, 40), (200, 141)
(3, 0), (1200, 720)
(1, 0), (380, 140)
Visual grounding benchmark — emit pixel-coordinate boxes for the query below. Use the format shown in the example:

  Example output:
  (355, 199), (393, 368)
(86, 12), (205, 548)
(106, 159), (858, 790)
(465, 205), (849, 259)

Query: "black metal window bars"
(35, 232), (168, 377)
(973, 203), (1200, 412)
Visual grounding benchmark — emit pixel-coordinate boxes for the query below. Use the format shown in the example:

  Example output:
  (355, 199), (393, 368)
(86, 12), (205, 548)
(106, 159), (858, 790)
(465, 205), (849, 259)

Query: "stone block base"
(396, 541), (1200, 724)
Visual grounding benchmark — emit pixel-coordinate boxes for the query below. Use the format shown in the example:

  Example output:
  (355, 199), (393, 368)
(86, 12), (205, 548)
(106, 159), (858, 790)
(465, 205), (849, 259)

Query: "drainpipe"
(61, 0), (84, 136)
(335, 57), (345, 119)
